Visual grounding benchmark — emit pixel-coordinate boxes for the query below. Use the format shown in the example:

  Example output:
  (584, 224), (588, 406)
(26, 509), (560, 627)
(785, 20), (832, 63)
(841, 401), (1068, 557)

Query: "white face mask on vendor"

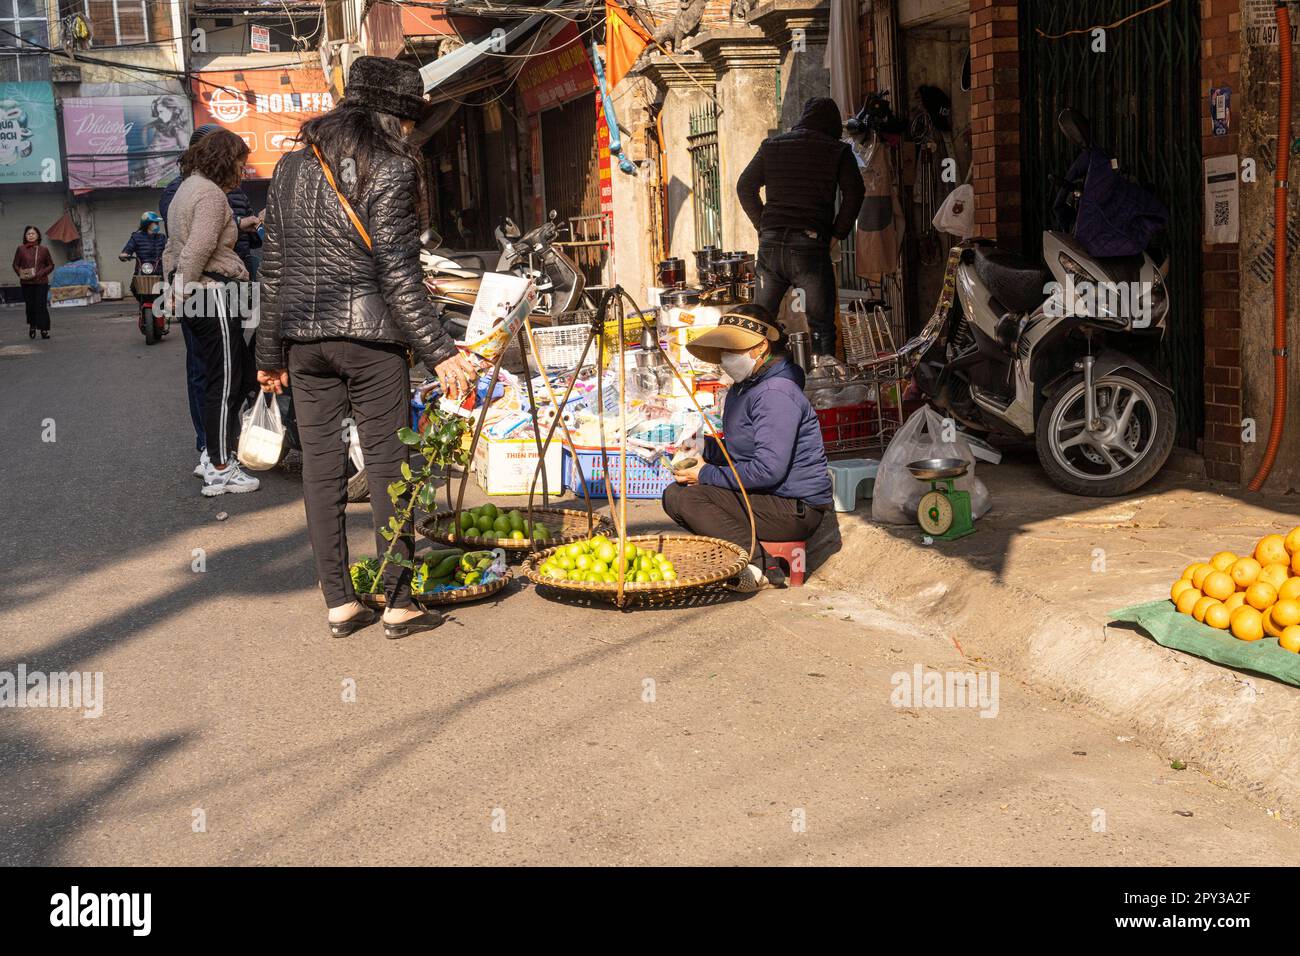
(720, 349), (759, 383)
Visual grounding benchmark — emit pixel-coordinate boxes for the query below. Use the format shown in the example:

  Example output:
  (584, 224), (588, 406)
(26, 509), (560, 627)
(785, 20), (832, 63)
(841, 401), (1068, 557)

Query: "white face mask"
(720, 349), (758, 383)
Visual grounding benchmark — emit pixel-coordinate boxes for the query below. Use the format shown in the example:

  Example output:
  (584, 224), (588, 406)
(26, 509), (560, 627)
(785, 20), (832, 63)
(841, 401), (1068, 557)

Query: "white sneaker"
(193, 448), (210, 478)
(201, 462), (260, 496)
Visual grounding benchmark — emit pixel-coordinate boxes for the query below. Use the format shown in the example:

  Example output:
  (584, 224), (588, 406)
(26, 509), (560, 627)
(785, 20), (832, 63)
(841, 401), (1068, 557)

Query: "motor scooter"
(124, 255), (169, 345)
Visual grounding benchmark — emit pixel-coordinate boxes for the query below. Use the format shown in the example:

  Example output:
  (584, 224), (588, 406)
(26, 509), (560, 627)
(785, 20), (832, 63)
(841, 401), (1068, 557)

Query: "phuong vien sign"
(518, 23), (596, 114)
(0, 82), (61, 184)
(192, 68), (334, 179)
(61, 94), (193, 189)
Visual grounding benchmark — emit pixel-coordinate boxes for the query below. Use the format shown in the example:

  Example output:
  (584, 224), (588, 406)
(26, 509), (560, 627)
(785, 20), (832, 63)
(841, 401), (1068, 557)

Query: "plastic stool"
(828, 458), (879, 513)
(761, 540), (807, 587)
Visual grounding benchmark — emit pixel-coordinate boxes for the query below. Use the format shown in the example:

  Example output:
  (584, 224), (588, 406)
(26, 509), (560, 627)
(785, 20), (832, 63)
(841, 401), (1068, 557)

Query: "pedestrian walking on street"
(162, 129), (259, 497)
(737, 96), (865, 357)
(662, 305), (833, 592)
(255, 55), (477, 640)
(12, 226), (54, 340)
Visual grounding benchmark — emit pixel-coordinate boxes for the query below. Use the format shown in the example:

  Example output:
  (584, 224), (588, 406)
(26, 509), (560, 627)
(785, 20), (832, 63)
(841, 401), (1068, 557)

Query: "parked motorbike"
(124, 256), (169, 345)
(423, 210), (586, 340)
(897, 108), (1176, 497)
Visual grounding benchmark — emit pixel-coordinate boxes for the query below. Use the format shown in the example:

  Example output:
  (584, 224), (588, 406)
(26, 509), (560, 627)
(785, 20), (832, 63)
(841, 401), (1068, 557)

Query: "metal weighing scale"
(906, 458), (975, 541)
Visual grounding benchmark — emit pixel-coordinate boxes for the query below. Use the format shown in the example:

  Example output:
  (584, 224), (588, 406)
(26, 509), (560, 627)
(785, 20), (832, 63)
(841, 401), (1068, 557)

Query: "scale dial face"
(918, 490), (955, 535)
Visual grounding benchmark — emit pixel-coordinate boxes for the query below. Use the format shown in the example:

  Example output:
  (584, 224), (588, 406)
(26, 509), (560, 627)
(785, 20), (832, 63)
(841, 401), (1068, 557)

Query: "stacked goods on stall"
(1169, 528), (1300, 650)
(536, 535), (679, 584)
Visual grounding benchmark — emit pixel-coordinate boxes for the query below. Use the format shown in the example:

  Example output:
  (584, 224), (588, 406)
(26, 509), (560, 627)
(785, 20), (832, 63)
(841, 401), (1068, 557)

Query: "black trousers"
(288, 339), (414, 610)
(753, 229), (837, 354)
(661, 482), (826, 568)
(186, 293), (255, 467)
(22, 283), (50, 332)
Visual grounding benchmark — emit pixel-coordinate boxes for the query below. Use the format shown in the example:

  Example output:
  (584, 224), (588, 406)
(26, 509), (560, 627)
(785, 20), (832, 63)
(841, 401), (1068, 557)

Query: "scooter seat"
(973, 248), (1053, 314)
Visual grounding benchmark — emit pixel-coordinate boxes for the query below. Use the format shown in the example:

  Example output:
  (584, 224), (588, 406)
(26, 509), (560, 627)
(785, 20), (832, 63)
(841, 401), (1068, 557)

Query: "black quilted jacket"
(255, 148), (457, 372)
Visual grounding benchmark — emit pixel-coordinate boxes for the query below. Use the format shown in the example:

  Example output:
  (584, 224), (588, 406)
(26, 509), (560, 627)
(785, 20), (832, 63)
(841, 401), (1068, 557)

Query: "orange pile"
(1170, 528), (1300, 650)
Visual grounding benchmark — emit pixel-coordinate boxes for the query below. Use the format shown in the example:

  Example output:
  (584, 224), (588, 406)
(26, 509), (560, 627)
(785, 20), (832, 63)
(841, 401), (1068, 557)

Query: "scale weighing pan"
(906, 458), (969, 481)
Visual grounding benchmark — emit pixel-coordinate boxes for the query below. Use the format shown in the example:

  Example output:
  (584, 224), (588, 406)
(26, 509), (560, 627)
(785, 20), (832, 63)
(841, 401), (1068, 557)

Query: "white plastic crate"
(529, 324), (591, 372)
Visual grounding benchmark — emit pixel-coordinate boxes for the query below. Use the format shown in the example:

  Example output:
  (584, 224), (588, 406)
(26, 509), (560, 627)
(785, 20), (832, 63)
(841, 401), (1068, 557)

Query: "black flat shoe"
(40, 331), (49, 339)
(28, 327), (35, 339)
(382, 609), (445, 640)
(328, 607), (379, 638)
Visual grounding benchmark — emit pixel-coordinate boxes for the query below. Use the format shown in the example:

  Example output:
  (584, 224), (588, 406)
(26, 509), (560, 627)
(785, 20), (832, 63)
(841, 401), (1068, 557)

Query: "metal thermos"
(789, 331), (811, 372)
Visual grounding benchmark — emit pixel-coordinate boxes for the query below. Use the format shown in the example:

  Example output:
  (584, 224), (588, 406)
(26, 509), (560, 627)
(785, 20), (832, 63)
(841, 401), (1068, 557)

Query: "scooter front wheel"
(1035, 370), (1176, 497)
(142, 305), (158, 345)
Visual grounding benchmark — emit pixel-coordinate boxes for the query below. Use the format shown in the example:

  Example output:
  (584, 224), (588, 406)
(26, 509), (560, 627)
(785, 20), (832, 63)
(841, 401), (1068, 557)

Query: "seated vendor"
(662, 304), (833, 592)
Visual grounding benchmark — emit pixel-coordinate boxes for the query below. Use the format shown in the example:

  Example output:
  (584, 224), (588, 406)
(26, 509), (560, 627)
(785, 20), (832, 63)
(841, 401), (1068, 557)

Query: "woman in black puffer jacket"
(256, 55), (477, 640)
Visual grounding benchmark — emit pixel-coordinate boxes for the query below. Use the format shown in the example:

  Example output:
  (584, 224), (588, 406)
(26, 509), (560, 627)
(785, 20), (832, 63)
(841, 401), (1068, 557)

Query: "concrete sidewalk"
(812, 445), (1300, 811)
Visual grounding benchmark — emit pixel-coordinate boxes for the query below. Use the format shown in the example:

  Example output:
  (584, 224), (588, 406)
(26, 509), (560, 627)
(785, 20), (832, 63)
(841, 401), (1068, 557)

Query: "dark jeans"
(180, 319), (208, 452)
(22, 283), (50, 332)
(662, 481), (826, 573)
(753, 229), (837, 353)
(187, 296), (255, 467)
(288, 339), (414, 610)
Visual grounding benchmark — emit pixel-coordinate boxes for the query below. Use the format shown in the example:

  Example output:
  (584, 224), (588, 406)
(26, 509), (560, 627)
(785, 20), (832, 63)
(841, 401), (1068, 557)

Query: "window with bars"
(688, 101), (722, 250)
(61, 0), (171, 47)
(0, 0), (50, 81)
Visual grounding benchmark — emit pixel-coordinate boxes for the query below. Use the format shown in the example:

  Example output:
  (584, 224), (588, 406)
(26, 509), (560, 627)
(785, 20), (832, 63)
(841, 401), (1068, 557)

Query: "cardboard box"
(472, 433), (564, 496)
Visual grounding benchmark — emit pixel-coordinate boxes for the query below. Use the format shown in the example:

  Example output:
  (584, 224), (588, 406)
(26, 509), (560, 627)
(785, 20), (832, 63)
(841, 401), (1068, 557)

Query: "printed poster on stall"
(192, 67), (334, 179)
(61, 94), (193, 189)
(0, 82), (61, 183)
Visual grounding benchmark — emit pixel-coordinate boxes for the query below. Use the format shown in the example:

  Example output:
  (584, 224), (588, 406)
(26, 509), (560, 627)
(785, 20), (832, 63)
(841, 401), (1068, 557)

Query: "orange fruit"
(1279, 577), (1300, 603)
(1191, 564), (1216, 589)
(1210, 551), (1239, 572)
(1258, 562), (1290, 591)
(1273, 599), (1300, 628)
(1193, 596), (1219, 623)
(1281, 625), (1300, 653)
(1264, 608), (1284, 639)
(1230, 606), (1265, 642)
(1204, 603), (1232, 630)
(1224, 591), (1248, 612)
(1255, 534), (1290, 566)
(1230, 557), (1262, 589)
(1175, 588), (1203, 615)
(1171, 578), (1196, 603)
(1246, 582), (1278, 611)
(1292, 550), (1300, 575)
(1182, 562), (1210, 582)
(1202, 571), (1235, 601)
(1285, 526), (1300, 556)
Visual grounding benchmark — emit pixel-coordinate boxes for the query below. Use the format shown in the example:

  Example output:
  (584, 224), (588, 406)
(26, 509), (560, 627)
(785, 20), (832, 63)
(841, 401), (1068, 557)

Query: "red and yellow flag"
(605, 0), (653, 90)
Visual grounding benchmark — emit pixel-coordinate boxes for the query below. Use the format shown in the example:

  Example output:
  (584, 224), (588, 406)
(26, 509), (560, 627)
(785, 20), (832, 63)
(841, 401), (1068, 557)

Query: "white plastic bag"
(871, 406), (991, 525)
(238, 393), (285, 471)
(932, 183), (975, 239)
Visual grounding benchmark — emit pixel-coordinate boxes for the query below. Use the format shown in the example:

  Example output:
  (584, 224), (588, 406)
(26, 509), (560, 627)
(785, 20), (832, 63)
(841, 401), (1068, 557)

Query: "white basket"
(530, 324), (591, 372)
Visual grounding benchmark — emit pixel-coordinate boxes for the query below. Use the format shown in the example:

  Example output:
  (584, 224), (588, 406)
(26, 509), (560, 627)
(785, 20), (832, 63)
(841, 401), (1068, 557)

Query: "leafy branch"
(369, 406), (470, 594)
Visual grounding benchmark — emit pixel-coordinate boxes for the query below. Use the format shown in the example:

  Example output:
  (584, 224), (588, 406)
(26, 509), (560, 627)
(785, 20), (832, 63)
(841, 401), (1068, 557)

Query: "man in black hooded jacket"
(737, 96), (864, 357)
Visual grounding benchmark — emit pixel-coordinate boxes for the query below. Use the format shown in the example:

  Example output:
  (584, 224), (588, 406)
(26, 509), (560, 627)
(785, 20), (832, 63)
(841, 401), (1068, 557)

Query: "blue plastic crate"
(563, 446), (674, 499)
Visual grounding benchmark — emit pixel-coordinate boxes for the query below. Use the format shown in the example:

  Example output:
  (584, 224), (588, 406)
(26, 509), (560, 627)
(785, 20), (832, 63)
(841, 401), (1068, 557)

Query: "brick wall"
(1200, 0), (1243, 482)
(968, 0), (1020, 246)
(859, 0), (877, 93)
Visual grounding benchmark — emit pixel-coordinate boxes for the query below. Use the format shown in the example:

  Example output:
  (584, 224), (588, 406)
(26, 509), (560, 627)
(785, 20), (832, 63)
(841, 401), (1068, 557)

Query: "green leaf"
(401, 462), (413, 481)
(397, 427), (421, 447)
(387, 480), (408, 500)
(379, 527), (395, 541)
(417, 483), (437, 508)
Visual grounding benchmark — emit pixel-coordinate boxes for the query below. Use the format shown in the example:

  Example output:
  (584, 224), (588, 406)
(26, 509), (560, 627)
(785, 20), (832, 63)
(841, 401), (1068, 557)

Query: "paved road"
(3, 304), (1298, 865)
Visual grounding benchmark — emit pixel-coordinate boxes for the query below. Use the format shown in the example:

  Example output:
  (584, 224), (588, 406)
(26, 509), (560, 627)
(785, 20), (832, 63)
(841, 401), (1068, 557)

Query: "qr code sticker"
(1214, 201), (1231, 227)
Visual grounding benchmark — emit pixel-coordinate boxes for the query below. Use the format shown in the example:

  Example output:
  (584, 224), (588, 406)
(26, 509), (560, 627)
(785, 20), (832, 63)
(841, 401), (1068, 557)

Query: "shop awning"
(419, 0), (571, 100)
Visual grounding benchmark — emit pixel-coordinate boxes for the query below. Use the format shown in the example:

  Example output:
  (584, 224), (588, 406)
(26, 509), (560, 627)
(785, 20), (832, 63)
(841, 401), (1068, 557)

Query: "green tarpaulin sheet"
(1110, 599), (1300, 688)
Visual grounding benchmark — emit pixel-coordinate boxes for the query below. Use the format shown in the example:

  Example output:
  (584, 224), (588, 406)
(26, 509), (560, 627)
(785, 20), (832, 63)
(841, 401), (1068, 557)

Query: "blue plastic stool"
(828, 459), (879, 513)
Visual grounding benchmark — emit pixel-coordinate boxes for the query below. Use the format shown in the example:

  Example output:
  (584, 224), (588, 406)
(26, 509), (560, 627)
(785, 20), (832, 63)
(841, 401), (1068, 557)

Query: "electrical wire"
(1034, 0), (1172, 40)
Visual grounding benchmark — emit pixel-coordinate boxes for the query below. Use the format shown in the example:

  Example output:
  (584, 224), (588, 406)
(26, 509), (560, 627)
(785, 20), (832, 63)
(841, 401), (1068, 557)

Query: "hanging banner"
(0, 82), (61, 184)
(61, 94), (192, 189)
(191, 68), (334, 179)
(518, 23), (596, 114)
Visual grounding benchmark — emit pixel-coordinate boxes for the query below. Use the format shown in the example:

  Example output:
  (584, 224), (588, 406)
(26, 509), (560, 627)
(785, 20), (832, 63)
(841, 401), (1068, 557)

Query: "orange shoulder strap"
(312, 145), (372, 251)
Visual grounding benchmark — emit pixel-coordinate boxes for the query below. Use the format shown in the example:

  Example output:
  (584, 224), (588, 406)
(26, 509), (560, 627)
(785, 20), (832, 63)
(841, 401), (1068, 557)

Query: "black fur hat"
(344, 56), (430, 122)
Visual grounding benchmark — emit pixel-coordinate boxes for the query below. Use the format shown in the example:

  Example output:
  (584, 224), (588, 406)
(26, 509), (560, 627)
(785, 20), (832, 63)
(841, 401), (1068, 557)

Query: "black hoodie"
(736, 96), (865, 242)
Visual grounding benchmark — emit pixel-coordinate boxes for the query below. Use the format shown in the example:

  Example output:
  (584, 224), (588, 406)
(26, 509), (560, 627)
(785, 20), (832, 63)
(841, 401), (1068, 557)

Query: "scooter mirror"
(502, 217), (521, 240)
(419, 228), (443, 250)
(548, 209), (558, 222)
(1058, 108), (1091, 149)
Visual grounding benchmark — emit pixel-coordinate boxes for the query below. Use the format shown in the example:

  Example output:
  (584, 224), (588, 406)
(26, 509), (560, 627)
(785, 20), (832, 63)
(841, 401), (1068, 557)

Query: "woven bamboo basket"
(413, 570), (512, 607)
(524, 533), (750, 606)
(417, 508), (611, 552)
